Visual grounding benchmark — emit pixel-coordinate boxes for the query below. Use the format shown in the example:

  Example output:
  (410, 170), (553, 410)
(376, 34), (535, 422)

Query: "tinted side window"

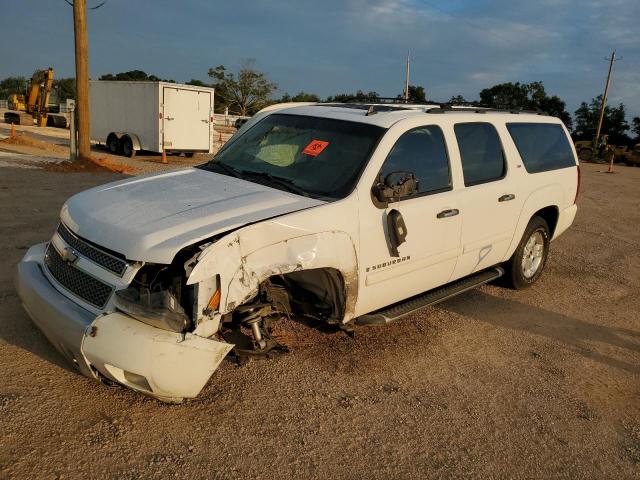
(379, 126), (451, 196)
(454, 123), (505, 186)
(506, 123), (576, 173)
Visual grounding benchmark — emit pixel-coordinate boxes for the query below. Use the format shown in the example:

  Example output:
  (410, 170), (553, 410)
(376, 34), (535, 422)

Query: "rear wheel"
(185, 152), (195, 158)
(504, 216), (550, 289)
(122, 136), (136, 158)
(106, 134), (120, 154)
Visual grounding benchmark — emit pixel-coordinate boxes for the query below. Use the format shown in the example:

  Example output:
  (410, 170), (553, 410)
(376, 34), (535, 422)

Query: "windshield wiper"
(199, 161), (241, 178)
(240, 170), (310, 197)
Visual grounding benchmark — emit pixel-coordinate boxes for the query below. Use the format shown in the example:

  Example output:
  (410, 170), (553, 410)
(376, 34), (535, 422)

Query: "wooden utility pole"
(73, 0), (91, 160)
(594, 50), (621, 149)
(403, 52), (410, 103)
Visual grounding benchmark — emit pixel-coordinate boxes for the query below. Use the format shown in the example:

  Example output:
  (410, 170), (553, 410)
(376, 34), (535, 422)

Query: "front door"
(356, 125), (463, 316)
(163, 87), (211, 151)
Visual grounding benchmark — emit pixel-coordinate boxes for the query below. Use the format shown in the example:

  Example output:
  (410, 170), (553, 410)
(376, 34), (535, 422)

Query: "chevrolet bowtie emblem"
(61, 246), (79, 264)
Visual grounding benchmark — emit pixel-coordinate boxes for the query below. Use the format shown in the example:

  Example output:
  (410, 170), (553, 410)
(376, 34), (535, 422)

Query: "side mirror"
(373, 171), (418, 203)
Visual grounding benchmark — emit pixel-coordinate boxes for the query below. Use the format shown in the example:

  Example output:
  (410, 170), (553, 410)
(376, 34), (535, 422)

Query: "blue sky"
(1, 0), (639, 121)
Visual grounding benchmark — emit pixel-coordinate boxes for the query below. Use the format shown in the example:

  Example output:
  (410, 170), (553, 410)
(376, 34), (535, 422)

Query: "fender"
(187, 223), (359, 322)
(503, 183), (563, 261)
(110, 132), (142, 151)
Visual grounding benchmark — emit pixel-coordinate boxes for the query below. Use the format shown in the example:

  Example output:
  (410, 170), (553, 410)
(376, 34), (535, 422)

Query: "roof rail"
(426, 104), (548, 115)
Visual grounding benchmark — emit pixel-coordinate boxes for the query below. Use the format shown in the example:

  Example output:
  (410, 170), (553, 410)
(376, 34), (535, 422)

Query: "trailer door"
(163, 87), (211, 151)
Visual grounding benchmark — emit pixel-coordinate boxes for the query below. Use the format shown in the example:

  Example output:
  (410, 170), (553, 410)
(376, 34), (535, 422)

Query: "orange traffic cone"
(161, 148), (167, 164)
(606, 157), (614, 173)
(10, 122), (16, 139)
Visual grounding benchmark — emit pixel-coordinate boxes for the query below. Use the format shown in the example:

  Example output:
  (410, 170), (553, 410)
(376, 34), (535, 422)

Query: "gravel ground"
(0, 162), (638, 479)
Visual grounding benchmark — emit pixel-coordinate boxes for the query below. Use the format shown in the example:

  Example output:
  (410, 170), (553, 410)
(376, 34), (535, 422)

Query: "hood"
(60, 168), (325, 264)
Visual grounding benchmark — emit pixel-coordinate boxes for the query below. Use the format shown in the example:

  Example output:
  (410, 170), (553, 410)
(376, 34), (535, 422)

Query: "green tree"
(0, 76), (28, 99)
(397, 85), (426, 103)
(279, 91), (320, 103)
(448, 95), (468, 104)
(574, 96), (630, 144)
(632, 116), (640, 141)
(98, 70), (175, 82)
(52, 78), (76, 102)
(186, 79), (209, 87)
(479, 81), (572, 128)
(208, 60), (278, 116)
(325, 90), (380, 102)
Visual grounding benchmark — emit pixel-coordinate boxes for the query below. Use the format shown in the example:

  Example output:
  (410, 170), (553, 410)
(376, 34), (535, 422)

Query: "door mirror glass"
(373, 171), (418, 203)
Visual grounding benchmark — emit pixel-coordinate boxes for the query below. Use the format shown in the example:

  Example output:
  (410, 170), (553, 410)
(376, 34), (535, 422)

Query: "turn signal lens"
(207, 288), (221, 311)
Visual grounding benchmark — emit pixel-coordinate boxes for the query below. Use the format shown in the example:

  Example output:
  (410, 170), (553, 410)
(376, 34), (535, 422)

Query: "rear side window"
(507, 123), (576, 173)
(379, 126), (451, 196)
(454, 123), (506, 186)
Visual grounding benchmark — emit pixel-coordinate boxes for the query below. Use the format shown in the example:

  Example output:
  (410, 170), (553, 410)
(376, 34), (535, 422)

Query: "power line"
(63, 0), (108, 10)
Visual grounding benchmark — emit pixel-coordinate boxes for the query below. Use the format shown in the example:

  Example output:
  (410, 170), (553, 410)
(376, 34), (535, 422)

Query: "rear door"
(163, 87), (211, 151)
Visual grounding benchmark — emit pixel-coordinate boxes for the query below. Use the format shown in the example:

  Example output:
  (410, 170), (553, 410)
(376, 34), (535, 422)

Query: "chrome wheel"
(521, 230), (545, 278)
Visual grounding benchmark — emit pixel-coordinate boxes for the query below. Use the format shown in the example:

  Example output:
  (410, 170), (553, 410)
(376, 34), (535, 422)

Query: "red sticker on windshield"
(302, 140), (329, 156)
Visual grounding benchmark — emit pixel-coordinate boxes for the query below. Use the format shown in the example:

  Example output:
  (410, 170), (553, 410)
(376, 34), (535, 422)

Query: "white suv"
(17, 103), (579, 402)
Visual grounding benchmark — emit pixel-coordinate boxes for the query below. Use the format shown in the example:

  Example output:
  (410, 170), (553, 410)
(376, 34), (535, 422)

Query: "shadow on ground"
(440, 289), (640, 375)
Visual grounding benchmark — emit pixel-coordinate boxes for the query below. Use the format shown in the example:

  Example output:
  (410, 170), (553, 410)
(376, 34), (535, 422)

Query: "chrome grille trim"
(44, 243), (114, 309)
(57, 223), (127, 276)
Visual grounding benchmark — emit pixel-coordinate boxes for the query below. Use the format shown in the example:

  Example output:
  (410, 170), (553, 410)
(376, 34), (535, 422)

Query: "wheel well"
(259, 268), (347, 323)
(533, 206), (559, 237)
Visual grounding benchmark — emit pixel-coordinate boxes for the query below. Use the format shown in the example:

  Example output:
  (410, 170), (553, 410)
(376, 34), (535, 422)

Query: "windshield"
(198, 113), (385, 199)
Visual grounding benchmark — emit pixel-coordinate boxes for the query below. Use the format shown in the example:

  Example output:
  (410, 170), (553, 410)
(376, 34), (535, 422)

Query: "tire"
(106, 134), (120, 154)
(121, 136), (136, 158)
(185, 152), (195, 158)
(504, 216), (550, 289)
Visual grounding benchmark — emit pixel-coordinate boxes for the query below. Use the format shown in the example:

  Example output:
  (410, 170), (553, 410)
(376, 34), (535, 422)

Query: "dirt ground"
(0, 162), (638, 479)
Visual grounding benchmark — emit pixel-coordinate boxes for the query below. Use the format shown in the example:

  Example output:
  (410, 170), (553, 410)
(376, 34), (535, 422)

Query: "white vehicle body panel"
(82, 313), (233, 402)
(60, 168), (325, 264)
(17, 103), (579, 402)
(89, 80), (215, 153)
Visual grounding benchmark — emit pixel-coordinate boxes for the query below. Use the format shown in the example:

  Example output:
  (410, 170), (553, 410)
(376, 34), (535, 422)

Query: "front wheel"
(122, 136), (136, 158)
(504, 216), (550, 289)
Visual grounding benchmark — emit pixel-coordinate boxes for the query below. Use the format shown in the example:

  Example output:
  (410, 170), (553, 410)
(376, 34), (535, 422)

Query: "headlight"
(114, 287), (190, 333)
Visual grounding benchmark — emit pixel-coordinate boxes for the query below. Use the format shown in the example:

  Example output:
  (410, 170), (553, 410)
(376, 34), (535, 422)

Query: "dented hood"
(60, 168), (325, 263)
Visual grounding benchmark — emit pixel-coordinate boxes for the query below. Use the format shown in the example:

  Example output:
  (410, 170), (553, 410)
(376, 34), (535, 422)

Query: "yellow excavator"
(4, 67), (66, 128)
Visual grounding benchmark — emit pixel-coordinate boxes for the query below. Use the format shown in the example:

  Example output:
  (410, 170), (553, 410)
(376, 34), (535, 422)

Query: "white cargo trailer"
(90, 81), (215, 157)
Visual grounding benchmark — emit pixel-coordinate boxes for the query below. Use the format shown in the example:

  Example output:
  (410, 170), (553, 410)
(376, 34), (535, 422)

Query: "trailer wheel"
(122, 136), (136, 158)
(185, 152), (195, 158)
(107, 134), (120, 154)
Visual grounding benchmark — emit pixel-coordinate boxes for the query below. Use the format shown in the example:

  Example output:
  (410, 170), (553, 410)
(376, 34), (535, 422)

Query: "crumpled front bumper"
(16, 243), (233, 402)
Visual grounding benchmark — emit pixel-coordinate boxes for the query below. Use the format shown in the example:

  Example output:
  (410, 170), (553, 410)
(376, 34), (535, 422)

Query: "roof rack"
(317, 99), (549, 117)
(426, 104), (548, 115)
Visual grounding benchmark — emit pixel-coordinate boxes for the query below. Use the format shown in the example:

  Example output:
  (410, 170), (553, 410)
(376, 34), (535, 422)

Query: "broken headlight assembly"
(114, 263), (194, 333)
(114, 287), (190, 333)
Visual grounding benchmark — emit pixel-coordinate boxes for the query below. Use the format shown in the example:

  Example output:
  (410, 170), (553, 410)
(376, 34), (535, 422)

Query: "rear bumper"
(553, 204), (578, 240)
(16, 243), (233, 402)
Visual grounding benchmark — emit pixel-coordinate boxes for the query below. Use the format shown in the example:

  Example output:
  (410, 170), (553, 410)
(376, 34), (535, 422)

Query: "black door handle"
(437, 208), (460, 219)
(499, 194), (516, 202)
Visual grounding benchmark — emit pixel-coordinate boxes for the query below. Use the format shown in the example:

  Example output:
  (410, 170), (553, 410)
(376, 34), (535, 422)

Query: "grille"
(45, 244), (114, 308)
(57, 223), (127, 276)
